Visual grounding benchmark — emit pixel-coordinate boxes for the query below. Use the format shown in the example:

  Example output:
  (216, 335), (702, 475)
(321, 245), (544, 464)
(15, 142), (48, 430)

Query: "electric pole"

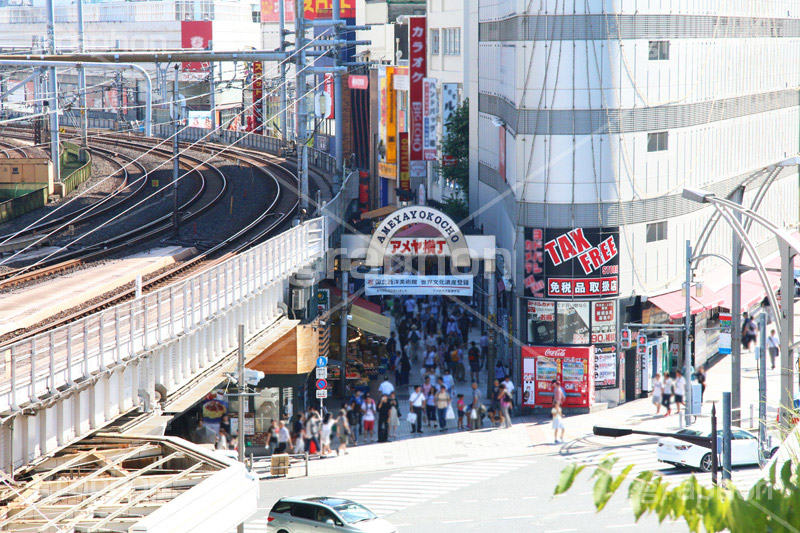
(77, 0), (88, 160)
(208, 40), (217, 132)
(295, 0), (309, 220)
(172, 65), (180, 238)
(45, 0), (60, 181)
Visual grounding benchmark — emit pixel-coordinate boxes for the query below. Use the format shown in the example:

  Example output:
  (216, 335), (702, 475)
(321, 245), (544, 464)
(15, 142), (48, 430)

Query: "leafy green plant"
(441, 99), (469, 195)
(554, 456), (800, 532)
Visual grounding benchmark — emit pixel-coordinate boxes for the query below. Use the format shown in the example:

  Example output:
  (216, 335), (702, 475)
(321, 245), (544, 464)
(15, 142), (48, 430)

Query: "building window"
(647, 131), (668, 152)
(430, 29), (440, 55)
(251, 4), (260, 23)
(646, 221), (668, 243)
(443, 28), (461, 56)
(648, 40), (670, 60)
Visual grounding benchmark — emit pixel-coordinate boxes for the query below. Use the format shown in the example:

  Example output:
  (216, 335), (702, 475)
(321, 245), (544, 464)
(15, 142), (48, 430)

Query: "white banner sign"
(316, 367), (327, 379)
(422, 77), (438, 160)
(365, 275), (473, 296)
(442, 83), (459, 134)
(187, 110), (212, 129)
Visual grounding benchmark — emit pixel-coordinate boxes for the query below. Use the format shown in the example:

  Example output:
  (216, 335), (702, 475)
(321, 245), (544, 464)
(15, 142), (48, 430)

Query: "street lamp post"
(683, 241), (693, 427)
(683, 186), (797, 430)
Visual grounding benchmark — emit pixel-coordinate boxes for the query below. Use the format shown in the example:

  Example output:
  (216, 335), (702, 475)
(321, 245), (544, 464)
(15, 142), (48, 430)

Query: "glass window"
(733, 430), (756, 440)
(334, 502), (377, 524)
(313, 507), (340, 524)
(647, 131), (668, 152)
(646, 221), (667, 242)
(271, 501), (292, 514)
(430, 29), (440, 55)
(292, 503), (318, 521)
(443, 28), (461, 56)
(649, 40), (669, 60)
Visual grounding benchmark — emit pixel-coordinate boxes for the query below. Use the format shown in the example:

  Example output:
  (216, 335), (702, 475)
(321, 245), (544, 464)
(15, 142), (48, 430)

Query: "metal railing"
(60, 142), (92, 197)
(0, 218), (326, 414)
(321, 169), (357, 242)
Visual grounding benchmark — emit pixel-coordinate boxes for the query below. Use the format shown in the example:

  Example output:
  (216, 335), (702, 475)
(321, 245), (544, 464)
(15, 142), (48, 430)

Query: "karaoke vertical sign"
(408, 16), (426, 175)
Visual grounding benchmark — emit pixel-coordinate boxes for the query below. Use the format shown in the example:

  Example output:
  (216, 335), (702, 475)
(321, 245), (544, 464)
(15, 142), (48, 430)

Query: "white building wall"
(476, 1), (800, 298)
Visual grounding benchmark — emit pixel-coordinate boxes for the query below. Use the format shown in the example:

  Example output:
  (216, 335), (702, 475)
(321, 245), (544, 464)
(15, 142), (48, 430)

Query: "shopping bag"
(445, 405), (455, 420)
(470, 408), (478, 420)
(407, 412), (418, 425)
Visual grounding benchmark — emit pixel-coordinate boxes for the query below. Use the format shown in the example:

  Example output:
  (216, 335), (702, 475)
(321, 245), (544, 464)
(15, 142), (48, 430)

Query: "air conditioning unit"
(291, 287), (307, 310)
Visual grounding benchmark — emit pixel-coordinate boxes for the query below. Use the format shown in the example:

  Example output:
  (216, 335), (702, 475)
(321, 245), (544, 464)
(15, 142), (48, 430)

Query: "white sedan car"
(657, 427), (778, 472)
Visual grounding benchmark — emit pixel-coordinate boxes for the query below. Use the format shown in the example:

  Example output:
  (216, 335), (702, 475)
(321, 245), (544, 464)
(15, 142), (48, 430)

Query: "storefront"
(522, 226), (621, 406)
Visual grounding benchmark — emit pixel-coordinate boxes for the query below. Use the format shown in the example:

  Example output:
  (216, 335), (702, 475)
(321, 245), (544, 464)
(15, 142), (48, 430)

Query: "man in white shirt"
(409, 385), (425, 433)
(673, 370), (686, 414)
(378, 377), (395, 396)
(767, 329), (780, 370)
(503, 376), (516, 396)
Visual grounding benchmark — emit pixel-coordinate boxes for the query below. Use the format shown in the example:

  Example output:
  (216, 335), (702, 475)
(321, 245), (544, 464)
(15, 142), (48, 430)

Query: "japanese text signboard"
(523, 228), (546, 298)
(364, 275), (473, 296)
(442, 83), (459, 134)
(252, 61), (263, 131)
(399, 132), (410, 191)
(408, 17), (426, 162)
(591, 301), (616, 344)
(387, 238), (448, 256)
(422, 77), (438, 160)
(525, 227), (620, 298)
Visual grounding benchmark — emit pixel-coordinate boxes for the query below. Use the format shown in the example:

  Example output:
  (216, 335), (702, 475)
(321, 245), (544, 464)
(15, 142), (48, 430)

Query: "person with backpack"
(742, 312), (758, 350)
(450, 344), (464, 382)
(468, 341), (481, 383)
(409, 326), (422, 362)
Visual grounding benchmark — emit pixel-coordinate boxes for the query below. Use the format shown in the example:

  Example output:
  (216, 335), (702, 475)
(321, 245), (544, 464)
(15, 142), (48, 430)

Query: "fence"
(0, 187), (47, 225)
(59, 142), (92, 197)
(0, 217), (326, 416)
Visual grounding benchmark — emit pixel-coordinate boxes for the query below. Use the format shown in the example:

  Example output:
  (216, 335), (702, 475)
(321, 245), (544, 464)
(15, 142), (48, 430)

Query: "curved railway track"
(0, 129), (301, 345)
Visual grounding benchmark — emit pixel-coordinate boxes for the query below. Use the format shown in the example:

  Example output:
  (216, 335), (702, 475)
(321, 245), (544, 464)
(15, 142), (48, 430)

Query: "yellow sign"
(59, 127), (65, 133)
(378, 162), (396, 180)
(386, 67), (396, 164)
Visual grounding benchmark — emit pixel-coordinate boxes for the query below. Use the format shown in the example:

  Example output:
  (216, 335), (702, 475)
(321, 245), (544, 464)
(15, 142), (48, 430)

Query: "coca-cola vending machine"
(521, 346), (595, 409)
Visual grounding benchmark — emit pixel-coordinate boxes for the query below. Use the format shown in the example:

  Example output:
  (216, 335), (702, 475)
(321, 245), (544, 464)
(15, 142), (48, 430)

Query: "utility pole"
(757, 312), (767, 457)
(730, 187), (744, 426)
(115, 40), (123, 129)
(45, 0), (60, 182)
(295, 0), (309, 220)
(172, 65), (181, 238)
(486, 259), (497, 400)
(683, 240), (694, 427)
(237, 324), (245, 533)
(77, 0), (88, 160)
(278, 0), (288, 141)
(332, 0), (343, 188)
(722, 391), (732, 482)
(208, 40), (216, 132)
(339, 267), (349, 397)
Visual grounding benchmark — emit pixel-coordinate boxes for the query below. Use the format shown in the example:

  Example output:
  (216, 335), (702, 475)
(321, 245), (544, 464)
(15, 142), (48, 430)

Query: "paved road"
(238, 452), (690, 533)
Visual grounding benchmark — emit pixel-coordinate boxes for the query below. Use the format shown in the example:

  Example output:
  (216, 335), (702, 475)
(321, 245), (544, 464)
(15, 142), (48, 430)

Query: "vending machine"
(521, 346), (595, 409)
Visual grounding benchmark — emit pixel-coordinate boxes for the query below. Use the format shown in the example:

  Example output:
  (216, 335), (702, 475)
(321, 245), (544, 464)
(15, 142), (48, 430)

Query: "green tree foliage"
(554, 456), (800, 532)
(441, 99), (469, 194)
(440, 194), (469, 222)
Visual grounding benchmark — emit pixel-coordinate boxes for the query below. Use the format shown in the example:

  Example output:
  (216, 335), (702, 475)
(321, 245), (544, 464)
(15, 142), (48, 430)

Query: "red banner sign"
(324, 73), (335, 119)
(305, 0), (355, 19)
(260, 0), (295, 22)
(181, 21), (212, 72)
(408, 16), (426, 162)
(399, 132), (410, 191)
(388, 238), (448, 255)
(252, 61), (263, 131)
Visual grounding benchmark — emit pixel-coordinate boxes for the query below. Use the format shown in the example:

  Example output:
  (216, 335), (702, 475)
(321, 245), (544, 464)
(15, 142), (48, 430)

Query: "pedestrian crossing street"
(332, 457), (538, 517)
(556, 437), (768, 490)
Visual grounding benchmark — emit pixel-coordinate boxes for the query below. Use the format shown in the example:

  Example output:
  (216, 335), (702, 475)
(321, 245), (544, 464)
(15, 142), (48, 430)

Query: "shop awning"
(649, 285), (724, 320)
(329, 286), (382, 314)
(719, 269), (782, 311)
(349, 304), (391, 338)
(361, 205), (398, 220)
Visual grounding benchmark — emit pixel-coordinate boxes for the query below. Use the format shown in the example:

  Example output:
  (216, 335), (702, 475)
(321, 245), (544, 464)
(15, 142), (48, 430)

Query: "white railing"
(321, 169), (357, 241)
(0, 218), (326, 414)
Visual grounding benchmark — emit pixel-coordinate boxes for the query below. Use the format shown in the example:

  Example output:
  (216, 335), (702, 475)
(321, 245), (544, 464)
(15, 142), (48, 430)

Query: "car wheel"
(769, 447), (779, 459)
(700, 453), (713, 472)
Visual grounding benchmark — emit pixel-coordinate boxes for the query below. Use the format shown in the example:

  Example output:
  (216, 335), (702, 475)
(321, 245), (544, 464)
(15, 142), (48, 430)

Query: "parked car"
(657, 426), (778, 472)
(267, 496), (397, 533)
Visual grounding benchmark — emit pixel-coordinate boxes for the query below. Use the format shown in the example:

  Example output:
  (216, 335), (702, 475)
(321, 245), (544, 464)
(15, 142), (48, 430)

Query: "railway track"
(0, 129), (301, 345)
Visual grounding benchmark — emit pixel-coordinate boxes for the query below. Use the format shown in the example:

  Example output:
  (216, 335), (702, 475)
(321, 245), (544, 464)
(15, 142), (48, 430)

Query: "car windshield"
(334, 502), (377, 524)
(674, 428), (704, 437)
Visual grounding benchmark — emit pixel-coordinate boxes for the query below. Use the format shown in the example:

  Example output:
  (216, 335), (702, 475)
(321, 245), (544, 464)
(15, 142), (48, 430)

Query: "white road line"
(441, 519), (473, 524)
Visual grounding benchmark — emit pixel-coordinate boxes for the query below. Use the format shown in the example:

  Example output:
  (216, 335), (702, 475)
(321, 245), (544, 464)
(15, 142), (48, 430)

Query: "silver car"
(267, 496), (397, 533)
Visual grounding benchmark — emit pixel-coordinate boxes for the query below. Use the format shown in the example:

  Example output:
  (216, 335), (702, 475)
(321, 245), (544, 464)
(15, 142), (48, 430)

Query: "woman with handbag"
(499, 384), (513, 429)
(435, 385), (451, 432)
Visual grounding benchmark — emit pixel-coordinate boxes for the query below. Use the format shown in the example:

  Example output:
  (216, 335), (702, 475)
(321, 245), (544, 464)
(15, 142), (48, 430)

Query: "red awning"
(328, 286), (382, 314)
(649, 285), (724, 320)
(719, 270), (782, 311)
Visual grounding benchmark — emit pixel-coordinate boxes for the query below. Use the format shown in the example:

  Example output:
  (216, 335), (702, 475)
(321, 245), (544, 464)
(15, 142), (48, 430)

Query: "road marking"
(441, 519), (473, 524)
